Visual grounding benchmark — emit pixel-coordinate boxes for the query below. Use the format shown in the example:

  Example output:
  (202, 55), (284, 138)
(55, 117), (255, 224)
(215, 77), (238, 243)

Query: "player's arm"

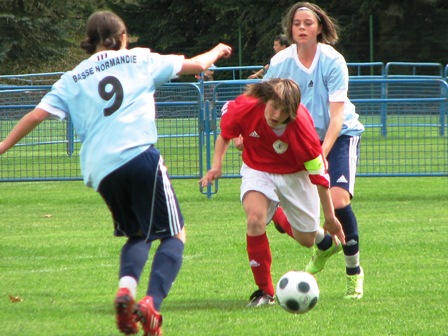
(321, 101), (344, 157)
(248, 64), (268, 79)
(304, 154), (329, 187)
(316, 185), (345, 245)
(233, 134), (244, 151)
(0, 108), (51, 155)
(199, 135), (230, 187)
(178, 43), (232, 75)
(303, 154), (345, 244)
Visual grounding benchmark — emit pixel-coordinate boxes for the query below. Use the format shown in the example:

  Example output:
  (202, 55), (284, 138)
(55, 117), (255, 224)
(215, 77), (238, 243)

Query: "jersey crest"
(273, 140), (288, 154)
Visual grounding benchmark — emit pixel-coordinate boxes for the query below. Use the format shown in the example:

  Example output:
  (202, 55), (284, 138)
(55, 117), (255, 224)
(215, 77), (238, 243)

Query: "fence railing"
(1, 64), (447, 196)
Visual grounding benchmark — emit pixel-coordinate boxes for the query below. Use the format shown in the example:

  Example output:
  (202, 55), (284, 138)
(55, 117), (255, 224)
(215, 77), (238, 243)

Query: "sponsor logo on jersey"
(308, 80), (314, 88)
(249, 131), (260, 138)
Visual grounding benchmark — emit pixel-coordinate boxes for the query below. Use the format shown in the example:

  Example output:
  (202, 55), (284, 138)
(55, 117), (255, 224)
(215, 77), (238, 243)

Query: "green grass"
(1, 112), (447, 180)
(1, 177), (447, 335)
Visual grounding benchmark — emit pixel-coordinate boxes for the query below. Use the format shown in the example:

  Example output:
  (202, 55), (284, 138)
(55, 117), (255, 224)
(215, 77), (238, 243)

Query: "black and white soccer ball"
(276, 271), (319, 314)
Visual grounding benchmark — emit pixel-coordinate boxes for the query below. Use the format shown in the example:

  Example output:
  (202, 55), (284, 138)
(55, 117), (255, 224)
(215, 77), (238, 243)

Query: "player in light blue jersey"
(0, 10), (231, 336)
(264, 2), (365, 300)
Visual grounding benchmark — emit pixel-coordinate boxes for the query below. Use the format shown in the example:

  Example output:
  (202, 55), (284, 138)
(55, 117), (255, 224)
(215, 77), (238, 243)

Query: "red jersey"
(220, 95), (329, 187)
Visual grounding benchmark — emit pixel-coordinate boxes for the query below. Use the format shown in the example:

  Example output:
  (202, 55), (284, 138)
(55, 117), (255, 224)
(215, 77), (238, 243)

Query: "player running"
(264, 2), (365, 299)
(200, 78), (345, 307)
(0, 10), (231, 336)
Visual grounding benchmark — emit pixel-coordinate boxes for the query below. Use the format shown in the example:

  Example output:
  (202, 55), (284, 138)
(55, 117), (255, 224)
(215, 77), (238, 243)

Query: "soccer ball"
(276, 271), (319, 314)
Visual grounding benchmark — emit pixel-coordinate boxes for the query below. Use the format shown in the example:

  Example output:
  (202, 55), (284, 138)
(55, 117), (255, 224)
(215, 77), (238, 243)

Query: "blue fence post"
(380, 79), (388, 136)
(204, 99), (211, 198)
(440, 80), (447, 137)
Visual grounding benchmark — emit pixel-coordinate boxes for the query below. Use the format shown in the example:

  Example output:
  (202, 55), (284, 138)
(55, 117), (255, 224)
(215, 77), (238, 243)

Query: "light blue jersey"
(264, 43), (364, 141)
(37, 48), (183, 190)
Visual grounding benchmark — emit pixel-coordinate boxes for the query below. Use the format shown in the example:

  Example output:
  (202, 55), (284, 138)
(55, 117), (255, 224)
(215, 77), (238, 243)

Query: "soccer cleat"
(115, 288), (139, 335)
(305, 238), (342, 274)
(344, 267), (364, 299)
(246, 289), (275, 307)
(135, 296), (163, 336)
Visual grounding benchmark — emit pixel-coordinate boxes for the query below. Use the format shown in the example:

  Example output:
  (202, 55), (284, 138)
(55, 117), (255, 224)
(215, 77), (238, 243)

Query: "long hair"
(80, 11), (127, 54)
(245, 78), (301, 123)
(282, 2), (339, 45)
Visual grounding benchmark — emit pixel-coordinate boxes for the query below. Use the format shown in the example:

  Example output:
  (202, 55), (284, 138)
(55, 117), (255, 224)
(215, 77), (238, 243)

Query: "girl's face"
(264, 100), (289, 127)
(291, 9), (322, 46)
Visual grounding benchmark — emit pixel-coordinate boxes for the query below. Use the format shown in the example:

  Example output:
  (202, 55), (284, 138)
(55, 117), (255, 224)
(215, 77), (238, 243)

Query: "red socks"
(272, 207), (294, 237)
(246, 233), (274, 297)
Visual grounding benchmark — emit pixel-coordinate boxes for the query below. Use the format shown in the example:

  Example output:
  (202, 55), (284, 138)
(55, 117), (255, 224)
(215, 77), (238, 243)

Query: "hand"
(248, 73), (258, 79)
(233, 135), (244, 151)
(199, 168), (222, 188)
(214, 43), (232, 59)
(323, 216), (346, 245)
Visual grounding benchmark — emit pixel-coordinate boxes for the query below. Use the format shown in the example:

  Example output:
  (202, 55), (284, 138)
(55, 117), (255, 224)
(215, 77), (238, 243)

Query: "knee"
(331, 187), (351, 209)
(246, 212), (266, 235)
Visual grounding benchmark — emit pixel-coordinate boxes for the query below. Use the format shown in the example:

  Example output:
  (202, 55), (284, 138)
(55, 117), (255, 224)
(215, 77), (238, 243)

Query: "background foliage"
(1, 0), (448, 75)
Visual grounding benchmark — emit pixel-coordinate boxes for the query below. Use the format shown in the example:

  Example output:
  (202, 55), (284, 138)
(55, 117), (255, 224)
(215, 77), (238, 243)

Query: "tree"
(2, 0), (447, 75)
(106, 0), (291, 77)
(0, 0), (105, 74)
(331, 0), (448, 63)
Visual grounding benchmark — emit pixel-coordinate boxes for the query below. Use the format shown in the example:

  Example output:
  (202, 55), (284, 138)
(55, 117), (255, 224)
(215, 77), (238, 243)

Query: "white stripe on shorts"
(349, 136), (360, 196)
(159, 156), (182, 236)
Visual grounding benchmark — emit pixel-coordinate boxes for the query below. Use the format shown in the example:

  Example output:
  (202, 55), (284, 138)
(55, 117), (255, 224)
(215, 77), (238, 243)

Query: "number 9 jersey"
(36, 48), (184, 190)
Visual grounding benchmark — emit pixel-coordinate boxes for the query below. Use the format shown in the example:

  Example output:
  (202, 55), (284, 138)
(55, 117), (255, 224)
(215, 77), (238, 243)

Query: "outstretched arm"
(199, 135), (231, 187)
(179, 43), (232, 75)
(0, 108), (51, 155)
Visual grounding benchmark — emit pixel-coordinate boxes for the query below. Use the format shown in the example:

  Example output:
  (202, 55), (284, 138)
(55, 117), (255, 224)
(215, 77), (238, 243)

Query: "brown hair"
(282, 2), (339, 45)
(245, 78), (301, 123)
(80, 11), (127, 54)
(274, 34), (290, 47)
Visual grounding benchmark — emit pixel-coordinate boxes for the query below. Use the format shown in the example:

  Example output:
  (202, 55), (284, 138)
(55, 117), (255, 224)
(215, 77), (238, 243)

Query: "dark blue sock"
(335, 204), (361, 275)
(335, 204), (359, 255)
(316, 234), (333, 251)
(147, 237), (184, 311)
(119, 236), (151, 280)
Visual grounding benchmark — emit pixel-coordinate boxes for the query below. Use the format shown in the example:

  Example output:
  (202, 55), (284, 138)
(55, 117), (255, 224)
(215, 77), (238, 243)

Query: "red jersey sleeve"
(219, 102), (239, 140)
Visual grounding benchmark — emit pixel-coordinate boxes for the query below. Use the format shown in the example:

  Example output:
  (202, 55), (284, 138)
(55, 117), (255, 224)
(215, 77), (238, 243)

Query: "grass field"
(1, 177), (447, 336)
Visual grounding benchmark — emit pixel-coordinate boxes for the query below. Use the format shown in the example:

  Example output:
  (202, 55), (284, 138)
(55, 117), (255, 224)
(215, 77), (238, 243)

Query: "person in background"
(264, 2), (365, 299)
(200, 78), (345, 307)
(195, 66), (215, 81)
(0, 10), (231, 336)
(248, 34), (289, 79)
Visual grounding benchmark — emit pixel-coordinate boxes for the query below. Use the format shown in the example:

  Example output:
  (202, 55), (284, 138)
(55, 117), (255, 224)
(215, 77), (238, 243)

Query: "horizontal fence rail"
(1, 65), (447, 196)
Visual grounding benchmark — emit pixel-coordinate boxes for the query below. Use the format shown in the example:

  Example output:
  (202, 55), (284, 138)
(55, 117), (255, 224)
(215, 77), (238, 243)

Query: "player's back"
(41, 47), (182, 189)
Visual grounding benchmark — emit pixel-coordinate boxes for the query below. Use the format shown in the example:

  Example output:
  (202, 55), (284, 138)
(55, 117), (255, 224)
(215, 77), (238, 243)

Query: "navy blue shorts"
(327, 135), (361, 197)
(98, 146), (184, 242)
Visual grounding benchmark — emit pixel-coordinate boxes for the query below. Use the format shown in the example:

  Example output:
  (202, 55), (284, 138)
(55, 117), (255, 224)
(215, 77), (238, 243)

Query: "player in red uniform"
(200, 78), (345, 307)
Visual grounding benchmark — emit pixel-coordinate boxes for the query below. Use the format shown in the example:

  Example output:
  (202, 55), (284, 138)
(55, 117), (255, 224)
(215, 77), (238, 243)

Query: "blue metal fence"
(1, 63), (447, 195)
